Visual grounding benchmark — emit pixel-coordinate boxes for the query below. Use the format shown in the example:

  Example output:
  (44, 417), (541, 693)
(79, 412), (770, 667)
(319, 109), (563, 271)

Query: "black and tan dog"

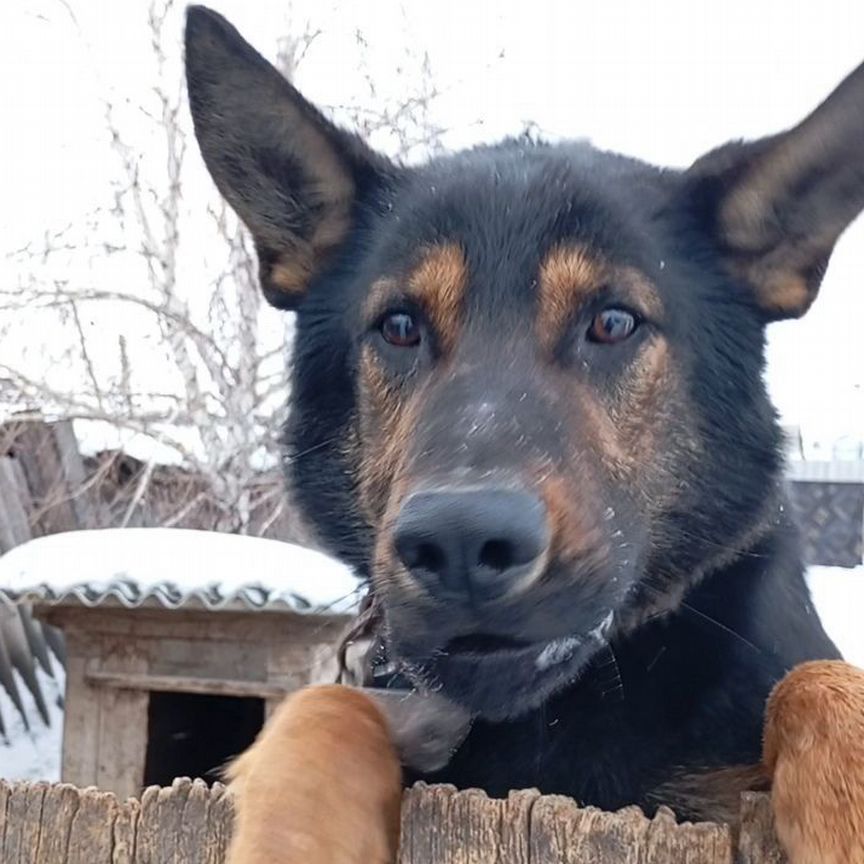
(184, 6), (864, 860)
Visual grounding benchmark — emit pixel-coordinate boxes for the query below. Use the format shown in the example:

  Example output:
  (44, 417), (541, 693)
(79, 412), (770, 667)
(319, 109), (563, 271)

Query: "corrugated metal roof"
(0, 528), (363, 616)
(0, 579), (355, 615)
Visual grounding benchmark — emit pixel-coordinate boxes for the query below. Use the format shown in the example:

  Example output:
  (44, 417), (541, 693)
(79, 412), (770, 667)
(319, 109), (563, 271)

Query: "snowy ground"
(0, 665), (64, 782)
(1, 564), (861, 783)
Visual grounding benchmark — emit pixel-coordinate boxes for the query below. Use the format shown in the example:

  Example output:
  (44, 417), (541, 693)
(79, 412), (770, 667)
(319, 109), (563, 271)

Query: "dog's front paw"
(764, 660), (864, 864)
(224, 685), (402, 864)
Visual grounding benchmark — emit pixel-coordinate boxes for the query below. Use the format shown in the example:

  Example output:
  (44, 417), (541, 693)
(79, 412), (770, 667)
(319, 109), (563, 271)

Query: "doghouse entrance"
(143, 691), (264, 787)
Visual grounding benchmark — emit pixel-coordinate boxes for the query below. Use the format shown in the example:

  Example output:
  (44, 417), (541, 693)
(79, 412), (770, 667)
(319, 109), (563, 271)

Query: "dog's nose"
(393, 488), (548, 604)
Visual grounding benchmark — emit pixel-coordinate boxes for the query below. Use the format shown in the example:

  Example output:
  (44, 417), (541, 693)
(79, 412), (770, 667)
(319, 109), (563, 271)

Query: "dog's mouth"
(391, 611), (615, 722)
(442, 618), (611, 669)
(444, 632), (529, 654)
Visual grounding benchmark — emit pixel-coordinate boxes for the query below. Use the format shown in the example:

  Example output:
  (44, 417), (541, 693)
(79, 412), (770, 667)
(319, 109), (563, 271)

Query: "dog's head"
(186, 7), (864, 721)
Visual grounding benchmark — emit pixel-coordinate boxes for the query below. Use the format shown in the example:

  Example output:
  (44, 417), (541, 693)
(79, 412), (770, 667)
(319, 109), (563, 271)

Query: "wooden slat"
(738, 793), (788, 864)
(0, 780), (788, 863)
(35, 784), (81, 864)
(8, 421), (80, 537)
(49, 420), (105, 530)
(84, 670), (292, 700)
(0, 457), (33, 552)
(93, 643), (149, 800)
(60, 639), (100, 790)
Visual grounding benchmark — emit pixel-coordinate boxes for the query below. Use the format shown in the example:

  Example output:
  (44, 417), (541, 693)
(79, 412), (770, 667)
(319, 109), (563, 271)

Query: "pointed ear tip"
(185, 5), (217, 31)
(184, 5), (237, 50)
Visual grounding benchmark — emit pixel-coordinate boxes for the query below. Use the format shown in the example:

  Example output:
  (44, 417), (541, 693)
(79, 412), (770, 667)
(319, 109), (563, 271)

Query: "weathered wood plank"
(2, 781), (47, 864)
(113, 795), (140, 864)
(0, 780), (10, 853)
(49, 420), (106, 530)
(84, 671), (290, 700)
(738, 793), (787, 864)
(38, 608), (351, 646)
(65, 786), (117, 864)
(8, 420), (81, 537)
(36, 784), (81, 864)
(0, 780), (787, 863)
(94, 643), (149, 800)
(60, 640), (101, 789)
(0, 457), (33, 552)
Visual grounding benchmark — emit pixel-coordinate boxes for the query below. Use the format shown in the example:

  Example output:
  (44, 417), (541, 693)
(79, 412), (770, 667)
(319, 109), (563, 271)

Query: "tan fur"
(716, 84), (864, 320)
(357, 346), (421, 523)
(572, 382), (634, 474)
(537, 247), (662, 353)
(270, 258), (315, 296)
(721, 247), (813, 319)
(764, 660), (864, 864)
(537, 245), (606, 352)
(537, 246), (671, 483)
(554, 339), (674, 488)
(224, 685), (402, 864)
(607, 337), (672, 479)
(263, 104), (355, 301)
(355, 347), (427, 602)
(406, 244), (467, 354)
(355, 245), (466, 525)
(748, 263), (810, 318)
(540, 472), (605, 567)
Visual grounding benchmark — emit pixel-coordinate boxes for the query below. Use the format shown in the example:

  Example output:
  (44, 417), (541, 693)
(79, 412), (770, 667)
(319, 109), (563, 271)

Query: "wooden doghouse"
(0, 528), (359, 799)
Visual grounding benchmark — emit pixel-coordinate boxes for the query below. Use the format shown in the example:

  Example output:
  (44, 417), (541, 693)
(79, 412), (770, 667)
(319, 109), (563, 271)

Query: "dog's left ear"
(687, 61), (864, 320)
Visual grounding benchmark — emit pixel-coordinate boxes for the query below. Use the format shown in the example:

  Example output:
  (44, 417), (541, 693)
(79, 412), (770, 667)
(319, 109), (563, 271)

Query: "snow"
(72, 420), (192, 467)
(806, 565), (864, 667)
(0, 665), (64, 782)
(0, 528), (361, 613)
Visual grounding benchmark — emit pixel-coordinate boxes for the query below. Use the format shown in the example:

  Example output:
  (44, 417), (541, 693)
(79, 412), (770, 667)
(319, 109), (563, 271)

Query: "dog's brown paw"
(764, 660), (864, 864)
(224, 685), (402, 864)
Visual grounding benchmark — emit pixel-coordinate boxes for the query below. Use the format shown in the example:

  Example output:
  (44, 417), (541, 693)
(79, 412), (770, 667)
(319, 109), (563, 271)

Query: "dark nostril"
(414, 541), (446, 575)
(478, 539), (515, 572)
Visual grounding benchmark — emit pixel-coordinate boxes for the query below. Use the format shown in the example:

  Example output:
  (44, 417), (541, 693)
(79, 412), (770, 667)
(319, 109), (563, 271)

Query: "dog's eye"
(587, 308), (638, 344)
(380, 312), (421, 347)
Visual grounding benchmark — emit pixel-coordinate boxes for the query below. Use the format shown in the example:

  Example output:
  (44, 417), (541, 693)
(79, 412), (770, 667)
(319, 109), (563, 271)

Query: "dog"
(223, 686), (402, 864)
(223, 685), (472, 864)
(184, 3), (864, 854)
(223, 663), (864, 864)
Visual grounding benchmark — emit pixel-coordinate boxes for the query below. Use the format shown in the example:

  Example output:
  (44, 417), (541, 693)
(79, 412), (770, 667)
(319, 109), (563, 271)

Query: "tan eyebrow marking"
(407, 244), (467, 354)
(537, 245), (607, 352)
(366, 244), (468, 355)
(537, 244), (662, 352)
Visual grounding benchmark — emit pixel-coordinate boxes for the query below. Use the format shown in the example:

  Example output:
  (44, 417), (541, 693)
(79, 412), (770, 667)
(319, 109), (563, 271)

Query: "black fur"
(185, 7), (864, 817)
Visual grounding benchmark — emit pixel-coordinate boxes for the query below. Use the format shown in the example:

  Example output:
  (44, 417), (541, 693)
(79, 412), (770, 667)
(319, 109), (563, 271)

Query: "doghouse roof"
(0, 528), (362, 614)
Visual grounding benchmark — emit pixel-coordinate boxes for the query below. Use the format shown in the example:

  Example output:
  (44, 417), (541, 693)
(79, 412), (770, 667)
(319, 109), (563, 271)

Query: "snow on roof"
(0, 528), (362, 615)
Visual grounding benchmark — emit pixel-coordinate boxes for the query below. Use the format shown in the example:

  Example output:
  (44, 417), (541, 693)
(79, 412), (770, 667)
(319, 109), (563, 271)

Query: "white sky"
(1, 0), (862, 455)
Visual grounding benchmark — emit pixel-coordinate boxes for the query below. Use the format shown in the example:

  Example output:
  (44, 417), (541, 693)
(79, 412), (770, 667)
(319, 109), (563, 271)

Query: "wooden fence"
(0, 779), (786, 863)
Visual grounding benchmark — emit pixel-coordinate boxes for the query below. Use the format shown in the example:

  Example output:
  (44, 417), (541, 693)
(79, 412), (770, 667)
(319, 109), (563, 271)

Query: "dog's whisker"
(639, 580), (766, 657)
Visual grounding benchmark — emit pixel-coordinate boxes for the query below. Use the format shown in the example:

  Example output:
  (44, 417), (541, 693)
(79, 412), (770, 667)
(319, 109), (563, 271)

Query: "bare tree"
(0, 1), (449, 536)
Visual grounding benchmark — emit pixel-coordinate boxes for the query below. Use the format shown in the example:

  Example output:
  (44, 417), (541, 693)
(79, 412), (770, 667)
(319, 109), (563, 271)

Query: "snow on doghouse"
(0, 528), (360, 798)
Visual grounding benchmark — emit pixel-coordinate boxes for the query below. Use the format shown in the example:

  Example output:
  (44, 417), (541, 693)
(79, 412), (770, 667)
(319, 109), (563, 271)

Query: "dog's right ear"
(686, 60), (864, 321)
(185, 6), (395, 309)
